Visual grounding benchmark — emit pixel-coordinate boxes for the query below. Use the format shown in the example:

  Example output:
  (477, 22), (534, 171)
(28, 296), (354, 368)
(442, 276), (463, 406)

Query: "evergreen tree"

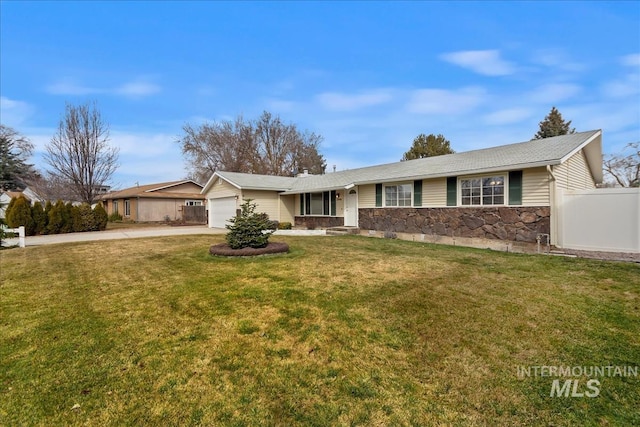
(225, 199), (274, 249)
(47, 200), (66, 234)
(93, 203), (109, 231)
(43, 200), (53, 234)
(401, 134), (454, 161)
(61, 202), (74, 233)
(31, 202), (47, 235)
(533, 107), (576, 139)
(0, 125), (35, 191)
(6, 195), (35, 235)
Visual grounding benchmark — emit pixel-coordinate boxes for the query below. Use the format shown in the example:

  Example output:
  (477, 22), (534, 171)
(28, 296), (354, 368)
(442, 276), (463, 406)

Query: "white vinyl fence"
(1, 225), (26, 248)
(557, 188), (640, 253)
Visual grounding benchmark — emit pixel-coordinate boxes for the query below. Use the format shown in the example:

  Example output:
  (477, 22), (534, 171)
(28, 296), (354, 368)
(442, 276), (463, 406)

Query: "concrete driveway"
(3, 225), (227, 247)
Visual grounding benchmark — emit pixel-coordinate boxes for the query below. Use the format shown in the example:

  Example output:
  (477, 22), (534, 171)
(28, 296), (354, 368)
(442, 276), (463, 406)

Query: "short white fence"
(1, 225), (25, 248)
(557, 188), (640, 253)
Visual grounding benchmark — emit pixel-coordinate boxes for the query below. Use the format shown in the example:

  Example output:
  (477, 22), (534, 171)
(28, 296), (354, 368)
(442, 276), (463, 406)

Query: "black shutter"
(330, 191), (336, 216)
(509, 170), (523, 205)
(446, 177), (457, 206)
(323, 191), (330, 215)
(375, 184), (382, 207)
(305, 193), (311, 215)
(300, 194), (304, 215)
(413, 180), (422, 207)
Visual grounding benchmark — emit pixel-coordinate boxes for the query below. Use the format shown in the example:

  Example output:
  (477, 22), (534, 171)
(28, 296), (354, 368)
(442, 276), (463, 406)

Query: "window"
(124, 199), (131, 216)
(384, 183), (412, 207)
(185, 200), (203, 206)
(460, 176), (505, 206)
(113, 200), (119, 214)
(300, 191), (336, 216)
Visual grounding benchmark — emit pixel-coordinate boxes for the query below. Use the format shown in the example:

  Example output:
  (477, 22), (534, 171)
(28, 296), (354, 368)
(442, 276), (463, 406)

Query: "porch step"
(326, 226), (360, 236)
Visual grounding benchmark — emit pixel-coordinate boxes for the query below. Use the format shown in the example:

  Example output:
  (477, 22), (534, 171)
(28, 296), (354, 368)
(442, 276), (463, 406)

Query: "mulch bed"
(209, 242), (289, 257)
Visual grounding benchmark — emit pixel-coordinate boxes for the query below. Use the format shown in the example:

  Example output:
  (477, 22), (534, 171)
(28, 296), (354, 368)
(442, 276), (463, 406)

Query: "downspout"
(547, 165), (558, 247)
(136, 196), (140, 222)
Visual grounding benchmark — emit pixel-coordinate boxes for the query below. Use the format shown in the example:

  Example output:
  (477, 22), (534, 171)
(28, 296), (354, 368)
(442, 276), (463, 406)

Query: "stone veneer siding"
(359, 207), (550, 243)
(294, 216), (344, 229)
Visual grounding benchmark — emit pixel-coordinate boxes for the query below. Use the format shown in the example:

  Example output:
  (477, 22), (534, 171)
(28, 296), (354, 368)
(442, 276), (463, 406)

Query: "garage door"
(209, 197), (237, 228)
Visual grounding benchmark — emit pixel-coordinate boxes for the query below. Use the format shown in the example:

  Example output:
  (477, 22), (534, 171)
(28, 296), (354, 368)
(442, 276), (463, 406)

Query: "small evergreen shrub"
(93, 204), (108, 230)
(73, 204), (99, 232)
(108, 212), (123, 222)
(6, 196), (35, 236)
(31, 202), (47, 235)
(47, 201), (66, 234)
(278, 222), (292, 230)
(225, 199), (274, 249)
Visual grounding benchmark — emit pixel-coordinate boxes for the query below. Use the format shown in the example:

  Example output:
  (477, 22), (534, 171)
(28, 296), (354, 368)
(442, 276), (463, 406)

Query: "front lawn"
(1, 235), (638, 426)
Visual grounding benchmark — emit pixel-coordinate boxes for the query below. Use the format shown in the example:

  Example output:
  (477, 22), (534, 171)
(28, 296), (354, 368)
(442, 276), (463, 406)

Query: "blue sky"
(1, 1), (639, 189)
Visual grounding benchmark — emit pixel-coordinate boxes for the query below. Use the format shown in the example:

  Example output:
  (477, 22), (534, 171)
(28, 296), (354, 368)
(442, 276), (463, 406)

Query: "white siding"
(203, 178), (238, 199)
(423, 178), (447, 207)
(279, 195), (296, 223)
(554, 150), (596, 190)
(243, 190), (280, 220)
(358, 184), (376, 208)
(522, 167), (550, 206)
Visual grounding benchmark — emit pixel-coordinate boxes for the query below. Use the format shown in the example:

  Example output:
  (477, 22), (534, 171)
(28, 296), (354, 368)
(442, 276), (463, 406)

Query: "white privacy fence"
(557, 188), (640, 253)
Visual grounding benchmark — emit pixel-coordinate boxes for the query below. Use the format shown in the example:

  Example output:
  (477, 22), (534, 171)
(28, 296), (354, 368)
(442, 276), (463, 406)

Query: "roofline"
(202, 171), (294, 194)
(146, 179), (203, 193)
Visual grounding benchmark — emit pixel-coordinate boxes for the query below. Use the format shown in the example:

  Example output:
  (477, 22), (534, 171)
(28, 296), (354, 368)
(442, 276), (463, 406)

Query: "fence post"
(18, 226), (25, 248)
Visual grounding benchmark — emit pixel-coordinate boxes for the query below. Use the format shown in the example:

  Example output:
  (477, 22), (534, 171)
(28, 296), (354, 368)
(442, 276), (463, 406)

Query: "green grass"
(1, 235), (638, 426)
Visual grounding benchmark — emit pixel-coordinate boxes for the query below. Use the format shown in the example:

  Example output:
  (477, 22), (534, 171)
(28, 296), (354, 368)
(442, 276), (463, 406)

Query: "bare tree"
(603, 142), (639, 187)
(44, 102), (119, 204)
(255, 111), (326, 176)
(179, 116), (258, 183)
(178, 111), (325, 183)
(28, 172), (79, 202)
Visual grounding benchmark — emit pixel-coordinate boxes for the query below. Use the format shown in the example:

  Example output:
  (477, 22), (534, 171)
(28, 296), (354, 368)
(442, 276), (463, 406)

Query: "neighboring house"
(203, 130), (604, 246)
(0, 188), (44, 219)
(101, 180), (205, 222)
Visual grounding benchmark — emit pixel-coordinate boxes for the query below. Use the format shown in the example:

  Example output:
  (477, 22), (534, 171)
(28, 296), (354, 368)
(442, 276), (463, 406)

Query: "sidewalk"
(3, 225), (226, 247)
(2, 226), (328, 247)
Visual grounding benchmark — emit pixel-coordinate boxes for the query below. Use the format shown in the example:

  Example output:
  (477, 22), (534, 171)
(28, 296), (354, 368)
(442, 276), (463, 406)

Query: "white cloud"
(115, 81), (161, 97)
(528, 83), (582, 104)
(601, 73), (640, 98)
(484, 108), (533, 125)
(110, 131), (176, 157)
(45, 78), (160, 98)
(45, 81), (103, 95)
(620, 53), (640, 67)
(530, 49), (586, 73)
(439, 50), (515, 76)
(316, 89), (393, 111)
(406, 86), (486, 115)
(0, 96), (35, 127)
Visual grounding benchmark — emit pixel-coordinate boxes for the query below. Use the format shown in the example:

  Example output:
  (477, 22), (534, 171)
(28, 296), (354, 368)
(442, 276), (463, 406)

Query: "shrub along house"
(101, 180), (205, 222)
(202, 130), (603, 246)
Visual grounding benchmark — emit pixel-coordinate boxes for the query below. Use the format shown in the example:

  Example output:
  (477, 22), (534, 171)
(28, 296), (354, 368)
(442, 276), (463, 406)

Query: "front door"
(344, 188), (358, 226)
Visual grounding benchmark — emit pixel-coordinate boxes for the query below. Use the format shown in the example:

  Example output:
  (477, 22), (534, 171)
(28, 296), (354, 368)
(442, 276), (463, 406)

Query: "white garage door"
(209, 197), (237, 228)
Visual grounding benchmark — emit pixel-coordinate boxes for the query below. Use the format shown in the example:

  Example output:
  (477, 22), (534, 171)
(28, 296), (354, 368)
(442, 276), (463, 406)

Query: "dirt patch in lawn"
(209, 241), (289, 257)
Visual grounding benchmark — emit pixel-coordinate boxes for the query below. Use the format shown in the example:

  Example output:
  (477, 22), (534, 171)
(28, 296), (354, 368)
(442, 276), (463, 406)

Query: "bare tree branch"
(603, 142), (640, 187)
(44, 102), (119, 204)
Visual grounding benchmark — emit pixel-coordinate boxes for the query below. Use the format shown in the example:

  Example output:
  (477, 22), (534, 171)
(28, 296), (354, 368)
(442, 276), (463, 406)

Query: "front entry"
(344, 188), (358, 226)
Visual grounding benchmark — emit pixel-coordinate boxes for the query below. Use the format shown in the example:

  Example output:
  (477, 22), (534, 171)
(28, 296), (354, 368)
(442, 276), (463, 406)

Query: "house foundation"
(358, 206), (550, 243)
